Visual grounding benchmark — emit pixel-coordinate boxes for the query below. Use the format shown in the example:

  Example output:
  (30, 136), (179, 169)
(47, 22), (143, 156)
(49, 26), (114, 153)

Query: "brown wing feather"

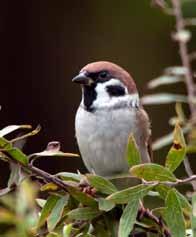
(135, 108), (152, 163)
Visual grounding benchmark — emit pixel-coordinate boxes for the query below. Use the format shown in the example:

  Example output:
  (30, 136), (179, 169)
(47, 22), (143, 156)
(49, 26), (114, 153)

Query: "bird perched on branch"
(72, 61), (151, 176)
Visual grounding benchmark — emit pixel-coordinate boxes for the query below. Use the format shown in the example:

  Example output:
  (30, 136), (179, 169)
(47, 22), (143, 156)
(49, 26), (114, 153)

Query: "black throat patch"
(83, 85), (97, 112)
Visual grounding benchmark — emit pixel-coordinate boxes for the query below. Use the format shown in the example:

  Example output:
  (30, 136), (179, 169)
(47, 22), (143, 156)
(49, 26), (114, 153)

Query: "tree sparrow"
(72, 61), (151, 176)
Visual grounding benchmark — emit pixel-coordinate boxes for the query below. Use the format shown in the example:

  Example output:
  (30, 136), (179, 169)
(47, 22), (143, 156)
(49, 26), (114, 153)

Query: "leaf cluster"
(0, 123), (194, 237)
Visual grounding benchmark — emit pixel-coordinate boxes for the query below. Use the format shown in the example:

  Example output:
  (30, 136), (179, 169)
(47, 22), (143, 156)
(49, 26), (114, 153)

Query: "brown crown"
(80, 61), (137, 94)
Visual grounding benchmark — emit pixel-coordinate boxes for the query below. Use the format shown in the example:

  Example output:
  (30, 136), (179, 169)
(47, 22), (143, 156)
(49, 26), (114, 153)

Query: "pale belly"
(75, 106), (138, 176)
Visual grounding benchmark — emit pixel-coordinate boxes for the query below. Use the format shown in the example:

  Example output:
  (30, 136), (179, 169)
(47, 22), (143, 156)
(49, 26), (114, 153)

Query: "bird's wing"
(135, 108), (152, 163)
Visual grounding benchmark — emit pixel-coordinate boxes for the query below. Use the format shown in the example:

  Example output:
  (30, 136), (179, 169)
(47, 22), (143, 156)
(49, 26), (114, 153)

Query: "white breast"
(75, 106), (138, 176)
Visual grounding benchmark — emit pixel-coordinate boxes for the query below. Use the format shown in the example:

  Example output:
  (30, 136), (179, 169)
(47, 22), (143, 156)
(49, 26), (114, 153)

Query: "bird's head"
(72, 61), (139, 111)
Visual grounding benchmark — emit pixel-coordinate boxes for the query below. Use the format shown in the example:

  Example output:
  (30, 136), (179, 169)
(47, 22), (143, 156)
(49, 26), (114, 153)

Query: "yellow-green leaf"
(165, 124), (186, 172)
(47, 195), (69, 232)
(37, 195), (60, 228)
(118, 198), (139, 237)
(163, 189), (185, 237)
(67, 207), (100, 221)
(107, 184), (154, 204)
(63, 224), (72, 237)
(192, 193), (196, 237)
(86, 174), (117, 195)
(40, 183), (59, 191)
(0, 137), (12, 149)
(66, 186), (97, 207)
(155, 185), (191, 213)
(130, 163), (176, 182)
(0, 136), (28, 165)
(126, 134), (141, 167)
(98, 198), (115, 212)
(8, 148), (28, 165)
(56, 172), (81, 182)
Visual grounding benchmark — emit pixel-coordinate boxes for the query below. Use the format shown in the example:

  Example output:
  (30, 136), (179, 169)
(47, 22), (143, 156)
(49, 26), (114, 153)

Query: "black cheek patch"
(83, 85), (97, 112)
(106, 85), (126, 96)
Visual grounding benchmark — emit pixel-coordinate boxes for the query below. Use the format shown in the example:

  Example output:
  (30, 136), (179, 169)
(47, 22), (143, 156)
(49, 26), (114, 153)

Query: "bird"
(72, 61), (151, 177)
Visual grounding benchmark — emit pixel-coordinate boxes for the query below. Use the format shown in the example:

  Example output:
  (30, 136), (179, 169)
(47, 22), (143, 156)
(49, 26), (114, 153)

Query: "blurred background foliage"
(0, 0), (196, 185)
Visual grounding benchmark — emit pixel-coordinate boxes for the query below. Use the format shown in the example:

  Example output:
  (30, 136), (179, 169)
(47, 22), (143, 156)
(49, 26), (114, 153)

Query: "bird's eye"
(99, 71), (108, 79)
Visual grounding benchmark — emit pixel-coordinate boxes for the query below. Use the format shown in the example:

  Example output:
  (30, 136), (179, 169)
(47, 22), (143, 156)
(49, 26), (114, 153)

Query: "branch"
(171, 0), (196, 191)
(142, 174), (196, 187)
(4, 151), (71, 192)
(183, 157), (196, 190)
(171, 0), (196, 119)
(138, 202), (171, 237)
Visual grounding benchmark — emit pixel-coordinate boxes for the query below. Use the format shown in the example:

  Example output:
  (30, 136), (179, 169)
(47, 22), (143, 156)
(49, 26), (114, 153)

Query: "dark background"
(0, 0), (195, 186)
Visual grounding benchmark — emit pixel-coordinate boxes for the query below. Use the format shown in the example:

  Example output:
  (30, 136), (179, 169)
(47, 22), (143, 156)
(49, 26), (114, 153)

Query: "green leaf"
(37, 195), (60, 228)
(126, 134), (141, 167)
(66, 186), (97, 207)
(107, 184), (154, 204)
(47, 195), (69, 232)
(165, 124), (186, 172)
(130, 163), (177, 182)
(98, 198), (115, 212)
(118, 198), (139, 237)
(147, 75), (183, 89)
(86, 174), (117, 195)
(40, 182), (59, 191)
(142, 93), (188, 105)
(67, 207), (100, 221)
(8, 148), (28, 165)
(152, 125), (190, 150)
(56, 172), (81, 182)
(0, 136), (28, 165)
(176, 192), (191, 213)
(0, 136), (12, 149)
(192, 193), (196, 237)
(63, 224), (72, 237)
(163, 189), (186, 237)
(155, 185), (192, 213)
(0, 125), (32, 137)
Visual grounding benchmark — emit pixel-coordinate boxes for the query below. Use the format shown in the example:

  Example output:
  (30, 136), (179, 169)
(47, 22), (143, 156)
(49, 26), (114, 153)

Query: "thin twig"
(142, 174), (196, 187)
(151, 0), (173, 15)
(4, 151), (70, 192)
(183, 157), (196, 190)
(171, 0), (196, 119)
(138, 202), (171, 236)
(171, 0), (196, 191)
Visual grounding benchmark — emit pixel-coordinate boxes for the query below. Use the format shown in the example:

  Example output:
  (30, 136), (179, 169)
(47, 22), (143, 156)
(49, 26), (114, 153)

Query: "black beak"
(72, 72), (93, 85)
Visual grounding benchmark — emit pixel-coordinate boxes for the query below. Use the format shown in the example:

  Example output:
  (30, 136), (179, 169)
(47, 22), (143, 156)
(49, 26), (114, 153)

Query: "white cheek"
(92, 78), (139, 109)
(94, 82), (111, 104)
(93, 79), (121, 107)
